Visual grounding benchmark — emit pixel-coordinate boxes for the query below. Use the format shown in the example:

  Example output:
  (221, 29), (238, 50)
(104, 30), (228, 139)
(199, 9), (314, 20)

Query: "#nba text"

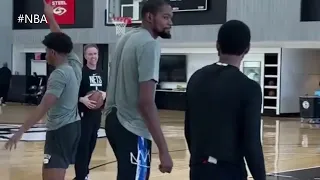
(17, 14), (48, 24)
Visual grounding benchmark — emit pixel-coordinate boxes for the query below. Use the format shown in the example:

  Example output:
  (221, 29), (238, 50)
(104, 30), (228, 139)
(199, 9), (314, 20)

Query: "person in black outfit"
(0, 62), (12, 105)
(75, 44), (107, 180)
(184, 20), (266, 180)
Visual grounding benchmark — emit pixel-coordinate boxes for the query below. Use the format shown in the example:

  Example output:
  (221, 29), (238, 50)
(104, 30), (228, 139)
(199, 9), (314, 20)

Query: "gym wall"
(162, 53), (266, 90)
(11, 0), (320, 45)
(108, 43), (276, 87)
(12, 44), (84, 75)
(0, 0), (12, 70)
(8, 44), (84, 102)
(280, 48), (320, 114)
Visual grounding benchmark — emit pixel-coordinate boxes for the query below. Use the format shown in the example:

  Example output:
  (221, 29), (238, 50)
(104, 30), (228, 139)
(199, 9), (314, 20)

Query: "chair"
(23, 77), (46, 105)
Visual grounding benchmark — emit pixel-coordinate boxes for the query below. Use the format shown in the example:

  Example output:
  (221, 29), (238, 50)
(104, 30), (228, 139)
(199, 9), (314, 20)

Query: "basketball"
(87, 90), (104, 109)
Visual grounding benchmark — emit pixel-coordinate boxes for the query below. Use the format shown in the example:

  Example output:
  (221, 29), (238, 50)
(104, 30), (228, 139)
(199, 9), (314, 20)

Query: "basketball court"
(0, 104), (320, 179)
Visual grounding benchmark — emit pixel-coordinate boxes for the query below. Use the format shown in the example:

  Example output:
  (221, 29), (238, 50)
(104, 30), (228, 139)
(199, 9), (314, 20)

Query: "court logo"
(302, 101), (310, 109)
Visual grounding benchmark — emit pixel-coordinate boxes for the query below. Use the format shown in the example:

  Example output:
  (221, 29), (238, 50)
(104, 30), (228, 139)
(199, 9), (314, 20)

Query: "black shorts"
(105, 108), (152, 180)
(190, 162), (247, 180)
(43, 121), (81, 169)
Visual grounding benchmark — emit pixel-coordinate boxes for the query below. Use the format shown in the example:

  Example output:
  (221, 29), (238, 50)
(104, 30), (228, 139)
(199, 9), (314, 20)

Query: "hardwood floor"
(0, 104), (320, 179)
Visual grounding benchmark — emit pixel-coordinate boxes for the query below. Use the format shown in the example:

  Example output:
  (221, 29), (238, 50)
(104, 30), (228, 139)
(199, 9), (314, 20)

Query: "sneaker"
(73, 174), (90, 180)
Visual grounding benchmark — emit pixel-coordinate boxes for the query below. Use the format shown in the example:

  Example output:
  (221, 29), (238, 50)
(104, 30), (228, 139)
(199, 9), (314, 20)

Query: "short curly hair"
(42, 32), (73, 54)
(217, 20), (251, 56)
(141, 0), (169, 19)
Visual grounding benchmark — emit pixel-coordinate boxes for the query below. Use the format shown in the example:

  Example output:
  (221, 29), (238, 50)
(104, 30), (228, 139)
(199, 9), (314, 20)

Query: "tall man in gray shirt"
(105, 0), (174, 179)
(5, 1), (82, 180)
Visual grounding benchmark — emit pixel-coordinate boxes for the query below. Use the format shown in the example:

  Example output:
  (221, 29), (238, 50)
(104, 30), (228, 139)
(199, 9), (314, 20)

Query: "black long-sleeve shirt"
(78, 66), (106, 115)
(0, 67), (12, 86)
(184, 62), (266, 180)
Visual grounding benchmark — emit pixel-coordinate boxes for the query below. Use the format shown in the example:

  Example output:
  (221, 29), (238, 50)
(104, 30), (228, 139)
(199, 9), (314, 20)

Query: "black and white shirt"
(78, 65), (106, 115)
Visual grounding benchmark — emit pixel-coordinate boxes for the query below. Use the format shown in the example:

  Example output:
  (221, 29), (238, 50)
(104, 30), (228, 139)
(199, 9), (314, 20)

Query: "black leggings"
(74, 112), (101, 180)
(105, 108), (152, 180)
(0, 84), (9, 103)
(190, 162), (247, 180)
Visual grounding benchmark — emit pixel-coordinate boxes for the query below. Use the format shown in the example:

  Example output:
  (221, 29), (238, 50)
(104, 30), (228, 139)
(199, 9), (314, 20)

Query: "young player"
(5, 1), (82, 179)
(185, 20), (266, 180)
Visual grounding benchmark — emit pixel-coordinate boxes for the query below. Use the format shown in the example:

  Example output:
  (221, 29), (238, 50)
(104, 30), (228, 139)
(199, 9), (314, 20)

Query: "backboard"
(169, 0), (207, 12)
(106, 0), (144, 25)
(105, 0), (208, 25)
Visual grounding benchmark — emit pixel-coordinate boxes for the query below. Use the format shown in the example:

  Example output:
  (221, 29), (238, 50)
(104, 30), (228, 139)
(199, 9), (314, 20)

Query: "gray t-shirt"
(46, 52), (82, 130)
(105, 28), (161, 140)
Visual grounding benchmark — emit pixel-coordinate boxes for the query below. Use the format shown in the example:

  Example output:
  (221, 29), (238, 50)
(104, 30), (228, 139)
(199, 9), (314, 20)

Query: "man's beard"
(158, 31), (171, 39)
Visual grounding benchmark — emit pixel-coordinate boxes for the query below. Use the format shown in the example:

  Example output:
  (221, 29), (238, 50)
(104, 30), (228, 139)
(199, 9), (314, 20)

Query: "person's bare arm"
(4, 92), (59, 150)
(43, 0), (61, 32)
(137, 41), (169, 153)
(43, 2), (84, 82)
(138, 81), (168, 153)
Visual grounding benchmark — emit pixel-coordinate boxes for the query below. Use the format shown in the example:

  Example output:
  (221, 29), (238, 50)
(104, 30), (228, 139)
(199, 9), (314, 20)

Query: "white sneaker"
(85, 175), (90, 180)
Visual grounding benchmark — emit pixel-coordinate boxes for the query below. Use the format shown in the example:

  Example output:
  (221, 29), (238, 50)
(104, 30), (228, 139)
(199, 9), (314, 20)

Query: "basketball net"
(112, 17), (132, 36)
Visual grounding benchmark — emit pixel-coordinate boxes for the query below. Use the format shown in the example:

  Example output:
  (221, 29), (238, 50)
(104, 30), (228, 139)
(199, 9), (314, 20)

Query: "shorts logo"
(130, 150), (150, 168)
(43, 154), (51, 164)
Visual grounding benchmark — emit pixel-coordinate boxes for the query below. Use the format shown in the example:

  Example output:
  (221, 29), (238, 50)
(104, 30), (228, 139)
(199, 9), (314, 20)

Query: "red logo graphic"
(34, 53), (42, 60)
(46, 0), (74, 25)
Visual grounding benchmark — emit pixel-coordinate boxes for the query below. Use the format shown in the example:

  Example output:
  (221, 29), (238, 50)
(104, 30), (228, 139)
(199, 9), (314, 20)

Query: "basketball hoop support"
(112, 17), (132, 36)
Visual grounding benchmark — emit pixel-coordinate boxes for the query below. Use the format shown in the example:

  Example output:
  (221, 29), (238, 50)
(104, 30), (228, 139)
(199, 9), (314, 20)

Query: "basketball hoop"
(112, 17), (132, 36)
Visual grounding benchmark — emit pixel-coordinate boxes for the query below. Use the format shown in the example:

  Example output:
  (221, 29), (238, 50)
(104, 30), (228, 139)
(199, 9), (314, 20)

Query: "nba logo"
(46, 0), (75, 25)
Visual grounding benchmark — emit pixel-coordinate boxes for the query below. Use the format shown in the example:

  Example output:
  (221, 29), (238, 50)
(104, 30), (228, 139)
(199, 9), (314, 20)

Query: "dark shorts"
(190, 162), (247, 180)
(105, 108), (152, 180)
(43, 120), (81, 169)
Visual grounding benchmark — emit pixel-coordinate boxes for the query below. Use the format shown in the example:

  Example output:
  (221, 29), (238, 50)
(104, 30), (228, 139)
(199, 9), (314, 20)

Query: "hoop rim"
(112, 17), (132, 24)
